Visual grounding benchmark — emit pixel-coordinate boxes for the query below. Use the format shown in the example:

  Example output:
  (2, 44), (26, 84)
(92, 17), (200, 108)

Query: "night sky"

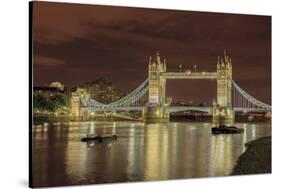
(32, 1), (271, 105)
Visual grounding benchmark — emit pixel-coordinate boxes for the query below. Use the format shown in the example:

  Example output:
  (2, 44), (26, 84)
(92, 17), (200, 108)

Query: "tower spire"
(217, 56), (220, 69)
(156, 50), (161, 64)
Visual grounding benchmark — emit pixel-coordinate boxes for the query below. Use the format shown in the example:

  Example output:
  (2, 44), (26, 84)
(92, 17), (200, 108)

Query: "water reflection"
(211, 135), (234, 176)
(32, 121), (271, 187)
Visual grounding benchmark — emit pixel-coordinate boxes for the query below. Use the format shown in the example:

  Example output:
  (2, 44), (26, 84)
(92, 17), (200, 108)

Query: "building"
(33, 86), (65, 97)
(33, 82), (68, 96)
(74, 77), (123, 104)
(49, 82), (64, 91)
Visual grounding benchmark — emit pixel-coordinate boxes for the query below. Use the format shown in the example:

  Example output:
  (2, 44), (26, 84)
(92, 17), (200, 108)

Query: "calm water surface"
(32, 121), (271, 187)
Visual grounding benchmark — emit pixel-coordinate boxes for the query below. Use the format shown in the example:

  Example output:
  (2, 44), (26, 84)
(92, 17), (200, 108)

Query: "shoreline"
(231, 136), (272, 175)
(33, 114), (271, 124)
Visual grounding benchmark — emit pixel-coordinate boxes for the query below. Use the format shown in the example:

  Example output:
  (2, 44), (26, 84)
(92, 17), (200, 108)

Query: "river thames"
(32, 121), (271, 187)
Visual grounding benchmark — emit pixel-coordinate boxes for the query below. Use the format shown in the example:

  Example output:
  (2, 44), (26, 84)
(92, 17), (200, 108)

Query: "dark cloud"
(34, 56), (65, 66)
(32, 1), (271, 105)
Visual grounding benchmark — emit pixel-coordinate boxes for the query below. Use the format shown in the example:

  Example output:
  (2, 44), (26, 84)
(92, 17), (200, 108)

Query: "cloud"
(34, 56), (65, 66)
(32, 2), (271, 104)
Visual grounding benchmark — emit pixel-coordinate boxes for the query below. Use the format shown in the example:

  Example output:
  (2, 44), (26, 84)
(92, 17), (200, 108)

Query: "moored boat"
(212, 125), (244, 134)
(81, 134), (118, 142)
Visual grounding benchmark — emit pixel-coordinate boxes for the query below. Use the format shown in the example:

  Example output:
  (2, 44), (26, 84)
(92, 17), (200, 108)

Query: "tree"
(33, 93), (70, 113)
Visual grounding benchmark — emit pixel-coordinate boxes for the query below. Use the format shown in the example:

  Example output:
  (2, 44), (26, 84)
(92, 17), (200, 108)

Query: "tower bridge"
(71, 51), (271, 124)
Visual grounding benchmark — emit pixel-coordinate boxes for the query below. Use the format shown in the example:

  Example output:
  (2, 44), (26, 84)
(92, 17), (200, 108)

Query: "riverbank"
(33, 114), (141, 124)
(231, 136), (271, 175)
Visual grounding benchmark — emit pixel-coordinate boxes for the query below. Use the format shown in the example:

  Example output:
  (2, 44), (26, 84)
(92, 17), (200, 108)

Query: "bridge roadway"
(80, 106), (271, 113)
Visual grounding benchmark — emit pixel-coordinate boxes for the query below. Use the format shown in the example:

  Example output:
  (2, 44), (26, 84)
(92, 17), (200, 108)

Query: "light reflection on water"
(32, 121), (271, 187)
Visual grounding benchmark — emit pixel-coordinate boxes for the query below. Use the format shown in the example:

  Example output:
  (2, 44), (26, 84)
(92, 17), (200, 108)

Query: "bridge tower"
(71, 93), (81, 118)
(143, 51), (169, 122)
(213, 50), (234, 125)
(71, 88), (91, 120)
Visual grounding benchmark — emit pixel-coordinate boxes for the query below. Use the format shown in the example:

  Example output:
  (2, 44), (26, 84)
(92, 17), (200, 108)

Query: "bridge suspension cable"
(82, 79), (148, 108)
(80, 78), (271, 112)
(232, 80), (271, 110)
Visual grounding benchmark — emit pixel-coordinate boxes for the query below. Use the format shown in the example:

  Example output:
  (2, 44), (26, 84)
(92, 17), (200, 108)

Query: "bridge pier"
(143, 106), (169, 122)
(212, 106), (234, 126)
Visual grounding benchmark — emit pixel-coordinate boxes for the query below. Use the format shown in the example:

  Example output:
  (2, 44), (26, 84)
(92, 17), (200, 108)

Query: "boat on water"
(81, 134), (118, 142)
(212, 125), (244, 134)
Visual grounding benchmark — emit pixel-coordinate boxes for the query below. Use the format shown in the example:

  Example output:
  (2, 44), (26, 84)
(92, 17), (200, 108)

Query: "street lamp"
(193, 64), (197, 72)
(179, 64), (182, 72)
